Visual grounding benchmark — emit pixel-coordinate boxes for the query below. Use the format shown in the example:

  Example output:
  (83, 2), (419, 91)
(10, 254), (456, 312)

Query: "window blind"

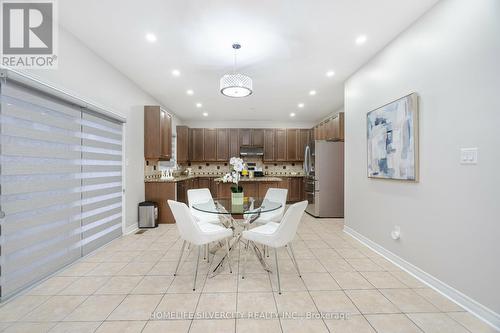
(0, 79), (124, 299)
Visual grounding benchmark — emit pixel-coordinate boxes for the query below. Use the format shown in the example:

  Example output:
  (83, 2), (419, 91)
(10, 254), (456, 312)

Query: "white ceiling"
(59, 0), (439, 122)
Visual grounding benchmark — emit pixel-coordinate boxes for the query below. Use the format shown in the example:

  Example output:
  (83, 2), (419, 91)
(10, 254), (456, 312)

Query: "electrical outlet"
(460, 148), (478, 165)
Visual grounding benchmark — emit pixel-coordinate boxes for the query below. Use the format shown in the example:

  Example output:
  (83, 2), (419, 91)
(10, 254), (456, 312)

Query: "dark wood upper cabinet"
(286, 129), (299, 161)
(229, 128), (240, 158)
(251, 129), (264, 146)
(216, 128), (229, 161)
(176, 126), (189, 163)
(263, 129), (275, 162)
(144, 106), (172, 160)
(203, 128), (217, 161)
(191, 128), (204, 161)
(298, 129), (310, 162)
(239, 129), (252, 146)
(275, 129), (287, 161)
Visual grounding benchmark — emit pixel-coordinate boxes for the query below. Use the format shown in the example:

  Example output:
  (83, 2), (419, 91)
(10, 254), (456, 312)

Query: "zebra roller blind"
(0, 79), (124, 299)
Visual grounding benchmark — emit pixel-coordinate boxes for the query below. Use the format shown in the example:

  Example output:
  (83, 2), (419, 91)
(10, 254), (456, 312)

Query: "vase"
(231, 191), (244, 206)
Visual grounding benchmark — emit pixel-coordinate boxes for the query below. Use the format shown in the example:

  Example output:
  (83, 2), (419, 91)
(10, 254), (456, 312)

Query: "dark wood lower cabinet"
(145, 182), (176, 223)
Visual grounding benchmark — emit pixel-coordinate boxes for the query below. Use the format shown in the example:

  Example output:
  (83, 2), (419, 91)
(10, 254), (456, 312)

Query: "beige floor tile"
(237, 292), (277, 315)
(86, 263), (128, 276)
(95, 276), (143, 295)
(0, 295), (49, 322)
(50, 321), (102, 332)
(95, 321), (146, 333)
(168, 275), (206, 293)
(380, 289), (439, 313)
(310, 291), (360, 315)
(147, 261), (178, 275)
(447, 312), (499, 333)
(390, 271), (427, 288)
(107, 294), (162, 320)
(361, 272), (408, 289)
(324, 315), (376, 333)
(24, 296), (87, 322)
(58, 276), (110, 295)
(28, 277), (79, 296)
(280, 318), (329, 333)
(274, 291), (318, 316)
(57, 262), (100, 277)
(190, 319), (235, 333)
(294, 259), (327, 273)
(365, 314), (423, 333)
(155, 293), (200, 315)
(407, 313), (470, 333)
(131, 276), (174, 294)
(64, 295), (125, 321)
(236, 318), (281, 333)
(336, 248), (367, 259)
(203, 274), (238, 293)
(346, 258), (384, 272)
(117, 262), (156, 276)
(330, 272), (374, 290)
(345, 290), (399, 314)
(414, 288), (463, 312)
(2, 322), (55, 333)
(196, 293), (237, 314)
(320, 258), (355, 272)
(142, 320), (191, 333)
(270, 274), (307, 292)
(238, 273), (272, 292)
(301, 272), (341, 291)
(370, 257), (400, 271)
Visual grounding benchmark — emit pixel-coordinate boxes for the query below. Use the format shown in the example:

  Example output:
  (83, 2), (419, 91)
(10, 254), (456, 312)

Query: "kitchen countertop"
(145, 174), (304, 183)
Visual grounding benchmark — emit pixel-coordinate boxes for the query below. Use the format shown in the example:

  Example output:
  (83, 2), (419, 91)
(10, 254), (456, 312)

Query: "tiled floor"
(0, 214), (497, 333)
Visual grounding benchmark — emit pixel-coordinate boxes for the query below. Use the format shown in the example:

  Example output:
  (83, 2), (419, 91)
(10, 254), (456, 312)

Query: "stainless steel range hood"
(240, 146), (264, 156)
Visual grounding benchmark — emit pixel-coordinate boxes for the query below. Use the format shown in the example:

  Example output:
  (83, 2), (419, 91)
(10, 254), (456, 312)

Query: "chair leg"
(241, 240), (250, 279)
(174, 240), (186, 276)
(288, 242), (302, 278)
(274, 248), (281, 294)
(225, 239), (232, 274)
(193, 246), (201, 291)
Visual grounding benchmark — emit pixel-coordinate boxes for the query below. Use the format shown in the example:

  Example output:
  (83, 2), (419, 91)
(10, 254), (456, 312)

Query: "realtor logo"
(1, 0), (58, 68)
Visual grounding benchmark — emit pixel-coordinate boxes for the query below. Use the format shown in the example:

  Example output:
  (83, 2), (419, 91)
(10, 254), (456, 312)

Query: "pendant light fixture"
(220, 43), (253, 98)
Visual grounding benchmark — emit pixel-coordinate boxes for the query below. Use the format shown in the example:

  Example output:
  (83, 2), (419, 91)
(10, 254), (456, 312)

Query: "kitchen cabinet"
(216, 128), (229, 161)
(198, 177), (210, 190)
(298, 129), (310, 161)
(229, 128), (239, 158)
(243, 183), (258, 198)
(144, 106), (172, 160)
(203, 128), (217, 161)
(263, 129), (275, 162)
(258, 182), (279, 198)
(239, 129), (251, 146)
(176, 126), (189, 163)
(145, 182), (176, 223)
(275, 129), (287, 161)
(251, 129), (264, 146)
(331, 112), (344, 141)
(286, 129), (299, 161)
(324, 119), (333, 140)
(216, 182), (233, 199)
(288, 177), (302, 202)
(190, 128), (204, 161)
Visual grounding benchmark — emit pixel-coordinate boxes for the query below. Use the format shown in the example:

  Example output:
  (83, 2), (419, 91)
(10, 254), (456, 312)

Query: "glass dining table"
(192, 197), (282, 277)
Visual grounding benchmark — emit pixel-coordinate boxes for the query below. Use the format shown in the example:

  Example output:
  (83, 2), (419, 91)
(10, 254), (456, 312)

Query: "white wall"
(345, 0), (500, 324)
(22, 28), (167, 231)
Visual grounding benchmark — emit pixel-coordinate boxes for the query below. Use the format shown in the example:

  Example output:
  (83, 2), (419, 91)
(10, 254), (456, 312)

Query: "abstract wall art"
(367, 93), (419, 181)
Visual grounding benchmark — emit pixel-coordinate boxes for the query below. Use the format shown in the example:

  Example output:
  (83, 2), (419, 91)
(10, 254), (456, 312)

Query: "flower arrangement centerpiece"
(222, 157), (245, 205)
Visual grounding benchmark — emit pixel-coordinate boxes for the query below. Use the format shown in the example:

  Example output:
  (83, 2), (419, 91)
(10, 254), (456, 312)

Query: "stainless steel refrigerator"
(303, 140), (344, 217)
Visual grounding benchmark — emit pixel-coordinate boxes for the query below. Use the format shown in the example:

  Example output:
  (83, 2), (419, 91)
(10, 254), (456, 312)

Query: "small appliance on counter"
(138, 201), (158, 228)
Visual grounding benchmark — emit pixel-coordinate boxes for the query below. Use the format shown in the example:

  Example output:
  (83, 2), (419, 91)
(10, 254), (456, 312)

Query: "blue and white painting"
(367, 93), (418, 181)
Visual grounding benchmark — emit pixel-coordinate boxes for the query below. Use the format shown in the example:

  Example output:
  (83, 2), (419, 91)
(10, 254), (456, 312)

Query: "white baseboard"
(344, 226), (500, 331)
(123, 223), (138, 235)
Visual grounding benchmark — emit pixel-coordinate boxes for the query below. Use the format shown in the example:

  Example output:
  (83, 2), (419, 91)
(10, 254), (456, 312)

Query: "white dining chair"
(168, 200), (233, 291)
(241, 200), (308, 294)
(253, 188), (288, 225)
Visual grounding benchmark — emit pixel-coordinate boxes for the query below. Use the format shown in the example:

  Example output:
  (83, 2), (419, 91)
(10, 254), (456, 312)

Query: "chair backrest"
(260, 188), (288, 221)
(167, 200), (203, 244)
(187, 188), (217, 222)
(270, 200), (308, 247)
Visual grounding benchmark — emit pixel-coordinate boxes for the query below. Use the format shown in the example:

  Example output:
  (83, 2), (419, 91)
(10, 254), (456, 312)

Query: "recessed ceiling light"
(355, 35), (367, 45)
(196, 103), (203, 108)
(309, 90), (317, 96)
(145, 33), (157, 43)
(186, 89), (194, 95)
(290, 112), (296, 117)
(297, 103), (305, 108)
(326, 71), (335, 77)
(202, 112), (208, 117)
(171, 69), (181, 77)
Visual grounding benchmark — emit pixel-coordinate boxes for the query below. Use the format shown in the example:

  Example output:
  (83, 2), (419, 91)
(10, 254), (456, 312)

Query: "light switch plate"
(460, 148), (478, 165)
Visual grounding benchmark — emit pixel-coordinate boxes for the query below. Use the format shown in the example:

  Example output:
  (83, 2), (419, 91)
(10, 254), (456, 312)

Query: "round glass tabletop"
(192, 198), (282, 215)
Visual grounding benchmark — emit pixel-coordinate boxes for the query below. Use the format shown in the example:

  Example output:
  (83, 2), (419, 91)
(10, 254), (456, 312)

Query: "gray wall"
(345, 0), (500, 316)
